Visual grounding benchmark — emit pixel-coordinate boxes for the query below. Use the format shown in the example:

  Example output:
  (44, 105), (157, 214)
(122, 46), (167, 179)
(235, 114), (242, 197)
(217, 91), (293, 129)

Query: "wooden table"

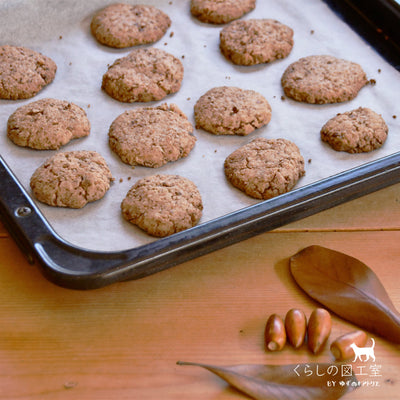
(1, 183), (399, 399)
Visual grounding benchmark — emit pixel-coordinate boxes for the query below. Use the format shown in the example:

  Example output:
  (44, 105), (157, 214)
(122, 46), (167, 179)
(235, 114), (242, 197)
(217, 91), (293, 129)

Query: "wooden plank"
(0, 230), (399, 399)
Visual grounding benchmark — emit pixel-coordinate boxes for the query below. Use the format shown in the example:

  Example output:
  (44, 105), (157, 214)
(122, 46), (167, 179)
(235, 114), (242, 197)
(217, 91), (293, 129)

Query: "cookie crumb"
(170, 32), (174, 38)
(87, 104), (91, 108)
(393, 115), (397, 119)
(64, 381), (77, 390)
(378, 68), (381, 73)
(164, 42), (168, 46)
(310, 30), (314, 34)
(128, 176), (132, 180)
(369, 79), (376, 85)
(187, 97), (191, 101)
(281, 96), (286, 101)
(119, 178), (123, 183)
(308, 158), (312, 164)
(59, 35), (63, 40)
(181, 55), (185, 59)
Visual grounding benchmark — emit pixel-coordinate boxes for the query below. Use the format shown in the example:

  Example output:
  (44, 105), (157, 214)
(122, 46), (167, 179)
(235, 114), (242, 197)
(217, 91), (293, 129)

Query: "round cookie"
(0, 45), (56, 100)
(30, 150), (113, 209)
(7, 98), (90, 150)
(121, 174), (203, 237)
(109, 103), (196, 168)
(102, 48), (183, 103)
(194, 86), (271, 135)
(224, 137), (305, 199)
(190, 0), (256, 24)
(91, 3), (171, 48)
(321, 107), (388, 153)
(220, 19), (294, 66)
(281, 55), (368, 104)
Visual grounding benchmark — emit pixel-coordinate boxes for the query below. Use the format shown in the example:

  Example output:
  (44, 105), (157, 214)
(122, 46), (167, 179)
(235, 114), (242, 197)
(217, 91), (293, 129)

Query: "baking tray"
(1, 0), (400, 289)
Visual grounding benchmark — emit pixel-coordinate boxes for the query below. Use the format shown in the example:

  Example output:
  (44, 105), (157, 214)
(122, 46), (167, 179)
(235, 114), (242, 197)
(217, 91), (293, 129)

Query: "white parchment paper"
(0, 0), (399, 251)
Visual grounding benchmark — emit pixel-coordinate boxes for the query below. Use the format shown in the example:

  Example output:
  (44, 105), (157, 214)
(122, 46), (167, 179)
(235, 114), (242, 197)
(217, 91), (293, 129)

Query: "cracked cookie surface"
(0, 45), (56, 100)
(30, 150), (113, 208)
(220, 19), (294, 66)
(91, 3), (171, 48)
(224, 138), (305, 199)
(281, 55), (368, 104)
(194, 86), (271, 135)
(321, 107), (388, 153)
(109, 103), (196, 168)
(121, 174), (203, 237)
(102, 48), (183, 103)
(190, 0), (256, 24)
(7, 98), (90, 150)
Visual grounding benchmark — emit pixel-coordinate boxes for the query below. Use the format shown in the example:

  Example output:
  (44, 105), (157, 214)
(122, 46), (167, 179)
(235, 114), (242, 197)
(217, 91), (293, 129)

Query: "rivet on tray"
(15, 206), (32, 217)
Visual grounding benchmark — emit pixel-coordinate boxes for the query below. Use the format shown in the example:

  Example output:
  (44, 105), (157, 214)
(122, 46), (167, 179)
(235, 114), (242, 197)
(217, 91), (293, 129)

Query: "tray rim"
(323, 0), (400, 70)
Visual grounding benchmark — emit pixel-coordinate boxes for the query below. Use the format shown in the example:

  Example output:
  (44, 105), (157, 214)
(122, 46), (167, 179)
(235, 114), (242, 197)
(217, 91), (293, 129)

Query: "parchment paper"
(0, 0), (399, 251)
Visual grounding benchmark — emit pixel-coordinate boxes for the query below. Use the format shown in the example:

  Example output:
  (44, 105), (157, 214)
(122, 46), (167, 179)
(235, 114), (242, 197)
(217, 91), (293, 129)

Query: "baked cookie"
(194, 86), (271, 135)
(91, 3), (171, 48)
(281, 55), (368, 104)
(30, 150), (113, 209)
(224, 138), (305, 199)
(321, 107), (388, 153)
(7, 98), (90, 150)
(121, 174), (203, 237)
(102, 48), (183, 102)
(0, 45), (56, 100)
(220, 19), (294, 66)
(190, 0), (256, 24)
(109, 103), (196, 168)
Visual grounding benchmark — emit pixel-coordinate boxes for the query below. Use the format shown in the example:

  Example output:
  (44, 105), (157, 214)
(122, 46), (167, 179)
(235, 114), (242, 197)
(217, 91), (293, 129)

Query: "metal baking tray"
(1, 0), (400, 289)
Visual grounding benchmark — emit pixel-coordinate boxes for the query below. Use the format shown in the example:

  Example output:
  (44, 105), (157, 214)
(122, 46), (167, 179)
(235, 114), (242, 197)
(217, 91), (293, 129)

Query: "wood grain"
(0, 184), (399, 399)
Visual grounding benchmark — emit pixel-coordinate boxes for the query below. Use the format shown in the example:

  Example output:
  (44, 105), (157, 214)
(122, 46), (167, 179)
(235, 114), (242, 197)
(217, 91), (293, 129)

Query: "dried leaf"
(290, 245), (400, 343)
(177, 361), (358, 400)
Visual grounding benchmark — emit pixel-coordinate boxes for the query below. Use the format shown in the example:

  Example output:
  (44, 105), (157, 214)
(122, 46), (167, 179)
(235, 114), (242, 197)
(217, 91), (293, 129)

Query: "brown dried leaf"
(290, 245), (400, 343)
(177, 361), (358, 400)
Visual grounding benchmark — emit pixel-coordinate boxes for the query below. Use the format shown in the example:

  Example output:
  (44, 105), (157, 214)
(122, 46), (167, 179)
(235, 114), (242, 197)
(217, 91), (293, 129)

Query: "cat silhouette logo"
(350, 338), (376, 362)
